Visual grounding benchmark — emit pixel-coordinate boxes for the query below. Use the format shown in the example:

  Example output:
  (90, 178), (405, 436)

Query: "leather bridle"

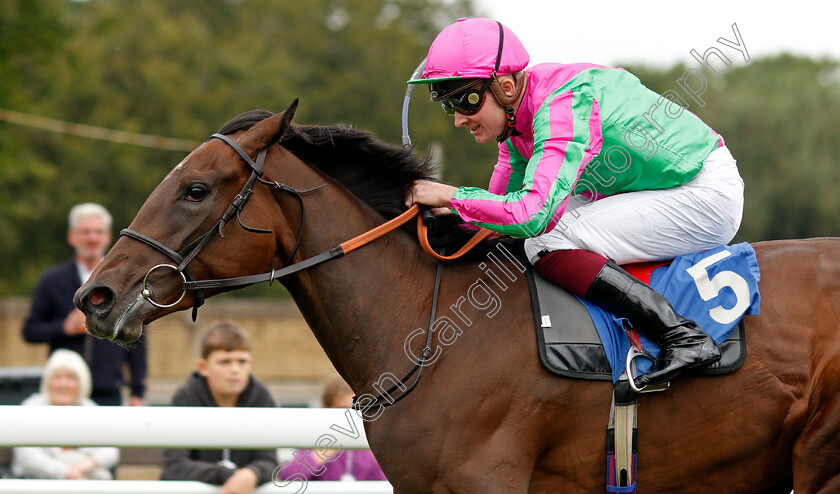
(120, 133), (324, 320)
(120, 130), (492, 321)
(120, 130), (494, 408)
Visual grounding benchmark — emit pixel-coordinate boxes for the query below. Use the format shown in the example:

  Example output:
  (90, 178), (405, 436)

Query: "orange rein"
(339, 204), (493, 260)
(416, 213), (494, 261)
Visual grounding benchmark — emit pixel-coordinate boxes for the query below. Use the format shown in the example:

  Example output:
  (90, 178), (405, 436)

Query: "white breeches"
(524, 146), (745, 264)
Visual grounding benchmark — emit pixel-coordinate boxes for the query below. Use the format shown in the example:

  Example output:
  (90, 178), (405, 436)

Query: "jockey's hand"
(405, 180), (457, 209)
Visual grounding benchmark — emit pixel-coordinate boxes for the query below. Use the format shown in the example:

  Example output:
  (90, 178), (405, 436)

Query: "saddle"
(527, 267), (747, 381)
(517, 243), (761, 494)
(524, 243), (761, 382)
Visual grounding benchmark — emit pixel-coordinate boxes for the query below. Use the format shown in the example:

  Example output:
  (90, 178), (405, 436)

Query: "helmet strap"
(491, 71), (528, 142)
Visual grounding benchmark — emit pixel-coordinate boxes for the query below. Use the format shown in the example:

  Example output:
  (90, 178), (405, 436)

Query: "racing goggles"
(430, 78), (494, 116)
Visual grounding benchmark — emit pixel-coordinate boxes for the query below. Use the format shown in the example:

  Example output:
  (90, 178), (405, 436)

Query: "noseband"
(120, 133), (322, 320)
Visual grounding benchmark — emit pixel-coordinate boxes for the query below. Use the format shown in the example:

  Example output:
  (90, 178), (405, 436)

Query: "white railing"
(0, 406), (370, 448)
(0, 480), (392, 493)
(0, 406), (392, 493)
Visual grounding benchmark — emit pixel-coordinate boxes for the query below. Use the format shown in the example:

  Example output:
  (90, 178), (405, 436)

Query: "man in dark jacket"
(161, 321), (278, 492)
(22, 203), (147, 406)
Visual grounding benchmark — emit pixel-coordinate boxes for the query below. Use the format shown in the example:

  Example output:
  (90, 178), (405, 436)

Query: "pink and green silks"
(450, 63), (723, 237)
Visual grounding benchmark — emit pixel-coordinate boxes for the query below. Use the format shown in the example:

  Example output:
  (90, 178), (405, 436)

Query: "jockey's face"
(452, 75), (518, 144)
(453, 90), (507, 144)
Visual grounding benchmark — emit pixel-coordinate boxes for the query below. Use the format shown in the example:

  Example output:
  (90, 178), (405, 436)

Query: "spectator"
(11, 349), (119, 479)
(22, 202), (147, 406)
(278, 375), (387, 481)
(161, 321), (278, 494)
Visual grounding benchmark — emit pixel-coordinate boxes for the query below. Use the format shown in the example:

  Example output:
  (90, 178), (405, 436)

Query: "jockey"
(405, 17), (745, 389)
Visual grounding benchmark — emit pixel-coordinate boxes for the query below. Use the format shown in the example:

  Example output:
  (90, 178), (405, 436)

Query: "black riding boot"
(586, 260), (721, 388)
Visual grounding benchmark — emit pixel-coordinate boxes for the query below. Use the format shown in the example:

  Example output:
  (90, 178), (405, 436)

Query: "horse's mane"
(217, 110), (517, 261)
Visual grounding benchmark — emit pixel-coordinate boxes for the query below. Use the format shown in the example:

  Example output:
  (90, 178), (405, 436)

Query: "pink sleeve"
(450, 89), (603, 237)
(487, 142), (513, 194)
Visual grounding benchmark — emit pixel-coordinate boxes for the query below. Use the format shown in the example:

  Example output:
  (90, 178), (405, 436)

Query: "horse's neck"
(276, 176), (435, 392)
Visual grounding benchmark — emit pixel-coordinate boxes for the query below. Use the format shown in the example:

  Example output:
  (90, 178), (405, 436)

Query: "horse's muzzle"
(74, 283), (117, 337)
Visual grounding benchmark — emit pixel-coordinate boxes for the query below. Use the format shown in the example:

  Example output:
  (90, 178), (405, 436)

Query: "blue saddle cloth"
(579, 243), (761, 382)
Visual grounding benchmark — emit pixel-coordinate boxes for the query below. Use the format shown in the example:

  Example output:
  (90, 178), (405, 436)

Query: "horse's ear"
(238, 99), (299, 157)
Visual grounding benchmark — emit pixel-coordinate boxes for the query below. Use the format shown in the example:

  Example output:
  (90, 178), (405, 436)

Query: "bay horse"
(75, 102), (840, 493)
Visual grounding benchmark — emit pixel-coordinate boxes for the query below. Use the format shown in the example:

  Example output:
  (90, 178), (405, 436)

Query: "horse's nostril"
(88, 288), (110, 307)
(75, 284), (116, 315)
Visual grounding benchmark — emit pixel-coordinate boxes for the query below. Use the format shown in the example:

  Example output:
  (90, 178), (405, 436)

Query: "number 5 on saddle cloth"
(529, 242), (761, 384)
(527, 242), (760, 494)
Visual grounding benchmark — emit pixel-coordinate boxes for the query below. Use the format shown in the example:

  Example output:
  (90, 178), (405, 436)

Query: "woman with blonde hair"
(11, 349), (119, 479)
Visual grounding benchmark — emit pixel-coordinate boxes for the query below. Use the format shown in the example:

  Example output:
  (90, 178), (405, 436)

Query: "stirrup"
(626, 347), (670, 394)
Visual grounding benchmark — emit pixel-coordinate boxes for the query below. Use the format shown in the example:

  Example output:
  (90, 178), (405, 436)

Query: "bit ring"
(141, 264), (187, 308)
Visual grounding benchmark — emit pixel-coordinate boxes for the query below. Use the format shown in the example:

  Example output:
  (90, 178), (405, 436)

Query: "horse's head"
(74, 101), (299, 342)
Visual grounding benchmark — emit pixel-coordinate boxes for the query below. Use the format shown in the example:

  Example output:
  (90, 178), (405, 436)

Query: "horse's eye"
(185, 185), (208, 202)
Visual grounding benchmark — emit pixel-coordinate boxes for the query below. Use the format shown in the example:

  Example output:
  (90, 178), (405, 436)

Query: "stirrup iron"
(626, 347), (670, 394)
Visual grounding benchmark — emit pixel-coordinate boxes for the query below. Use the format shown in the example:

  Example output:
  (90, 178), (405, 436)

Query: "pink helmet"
(408, 18), (530, 84)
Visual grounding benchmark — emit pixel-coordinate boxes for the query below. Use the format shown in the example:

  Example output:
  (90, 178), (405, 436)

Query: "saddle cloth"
(527, 243), (761, 382)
